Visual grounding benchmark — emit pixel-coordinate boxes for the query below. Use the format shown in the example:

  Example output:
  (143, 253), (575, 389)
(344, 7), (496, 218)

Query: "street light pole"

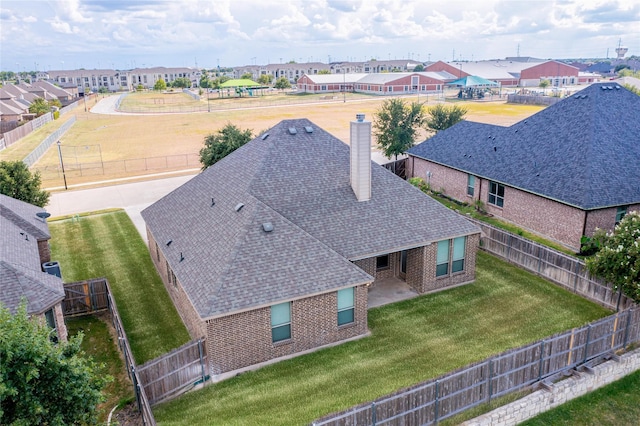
(56, 141), (68, 190)
(343, 69), (346, 103)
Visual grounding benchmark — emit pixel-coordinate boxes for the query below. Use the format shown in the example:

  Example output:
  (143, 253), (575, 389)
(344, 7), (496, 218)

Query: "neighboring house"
(407, 82), (640, 251)
(142, 117), (480, 377)
(0, 194), (67, 342)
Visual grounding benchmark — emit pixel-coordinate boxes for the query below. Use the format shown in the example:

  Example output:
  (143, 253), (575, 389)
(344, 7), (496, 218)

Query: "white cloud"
(48, 18), (79, 35)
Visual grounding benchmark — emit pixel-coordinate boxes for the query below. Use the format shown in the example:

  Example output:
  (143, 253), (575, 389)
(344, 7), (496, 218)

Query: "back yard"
(49, 210), (190, 364)
(46, 210), (613, 425)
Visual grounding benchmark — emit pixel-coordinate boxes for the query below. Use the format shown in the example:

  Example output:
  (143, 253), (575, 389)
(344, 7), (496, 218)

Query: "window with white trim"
(337, 288), (355, 326)
(437, 237), (467, 277)
(271, 302), (291, 342)
(488, 181), (505, 207)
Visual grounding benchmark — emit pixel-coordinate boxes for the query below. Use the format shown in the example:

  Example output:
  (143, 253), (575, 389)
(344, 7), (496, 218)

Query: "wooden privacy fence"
(470, 219), (635, 311)
(137, 339), (209, 405)
(62, 278), (109, 316)
(62, 278), (157, 426)
(313, 307), (640, 426)
(1, 112), (53, 149)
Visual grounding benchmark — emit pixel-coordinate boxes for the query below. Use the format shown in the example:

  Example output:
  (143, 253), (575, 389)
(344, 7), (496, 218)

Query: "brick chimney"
(350, 113), (371, 202)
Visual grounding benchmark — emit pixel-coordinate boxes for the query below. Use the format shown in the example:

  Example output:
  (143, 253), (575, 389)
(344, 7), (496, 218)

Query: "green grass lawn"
(49, 210), (190, 364)
(66, 314), (134, 422)
(153, 251), (610, 426)
(521, 368), (640, 426)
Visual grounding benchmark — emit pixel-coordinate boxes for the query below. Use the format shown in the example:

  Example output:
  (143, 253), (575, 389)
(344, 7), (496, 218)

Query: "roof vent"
(304, 126), (313, 133)
(600, 86), (606, 90)
(615, 86), (620, 90)
(288, 127), (297, 135)
(261, 133), (269, 140)
(235, 203), (244, 212)
(179, 252), (184, 262)
(166, 240), (172, 246)
(211, 197), (215, 206)
(262, 222), (274, 232)
(36, 211), (51, 222)
(493, 146), (497, 151)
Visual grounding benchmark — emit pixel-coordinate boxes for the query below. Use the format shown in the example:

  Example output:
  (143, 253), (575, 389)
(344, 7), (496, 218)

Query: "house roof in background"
(142, 118), (479, 318)
(407, 83), (640, 210)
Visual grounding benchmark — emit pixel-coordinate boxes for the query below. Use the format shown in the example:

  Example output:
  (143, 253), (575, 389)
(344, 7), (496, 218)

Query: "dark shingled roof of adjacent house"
(407, 83), (640, 210)
(142, 118), (479, 319)
(0, 195), (63, 315)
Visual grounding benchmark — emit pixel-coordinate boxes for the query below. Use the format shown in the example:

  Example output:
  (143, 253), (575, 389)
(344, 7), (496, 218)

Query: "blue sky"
(1, 0), (639, 71)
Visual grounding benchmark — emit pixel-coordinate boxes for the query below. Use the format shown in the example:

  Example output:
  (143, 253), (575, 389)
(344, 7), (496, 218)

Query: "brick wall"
(205, 285), (369, 375)
(585, 204), (640, 237)
(147, 229), (204, 339)
(463, 347), (640, 426)
(37, 239), (51, 264)
(409, 157), (588, 250)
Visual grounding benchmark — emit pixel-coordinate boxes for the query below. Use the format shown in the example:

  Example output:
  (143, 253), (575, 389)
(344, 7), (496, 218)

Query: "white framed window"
(271, 302), (291, 342)
(436, 240), (449, 277)
(437, 237), (467, 276)
(376, 254), (390, 270)
(337, 288), (355, 326)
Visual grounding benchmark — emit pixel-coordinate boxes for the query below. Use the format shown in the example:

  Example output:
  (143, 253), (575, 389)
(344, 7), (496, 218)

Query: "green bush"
(53, 110), (60, 119)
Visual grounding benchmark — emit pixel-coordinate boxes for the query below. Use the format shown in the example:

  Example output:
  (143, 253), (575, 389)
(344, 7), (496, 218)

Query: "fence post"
(622, 309), (632, 349)
(132, 366), (142, 413)
(198, 338), (206, 383)
(537, 340), (545, 381)
(573, 262), (579, 293)
(616, 288), (623, 312)
(371, 402), (376, 426)
(583, 325), (592, 364)
(487, 359), (493, 403)
(537, 246), (542, 274)
(434, 380), (440, 425)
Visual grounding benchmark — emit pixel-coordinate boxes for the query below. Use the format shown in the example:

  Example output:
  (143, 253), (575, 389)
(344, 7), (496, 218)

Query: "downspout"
(581, 210), (588, 241)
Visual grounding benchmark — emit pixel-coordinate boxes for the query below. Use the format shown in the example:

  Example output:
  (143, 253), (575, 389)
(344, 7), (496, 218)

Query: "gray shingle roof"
(142, 119), (479, 319)
(407, 83), (640, 210)
(0, 195), (63, 315)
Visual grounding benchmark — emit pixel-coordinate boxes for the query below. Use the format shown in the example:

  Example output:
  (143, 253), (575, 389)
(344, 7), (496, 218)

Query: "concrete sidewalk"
(46, 174), (196, 240)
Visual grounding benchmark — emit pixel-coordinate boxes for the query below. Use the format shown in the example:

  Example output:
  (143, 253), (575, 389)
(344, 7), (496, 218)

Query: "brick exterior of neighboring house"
(407, 83), (640, 252)
(142, 118), (480, 377)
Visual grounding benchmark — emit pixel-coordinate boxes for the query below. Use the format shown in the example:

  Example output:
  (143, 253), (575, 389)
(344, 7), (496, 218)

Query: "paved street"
(46, 173), (196, 240)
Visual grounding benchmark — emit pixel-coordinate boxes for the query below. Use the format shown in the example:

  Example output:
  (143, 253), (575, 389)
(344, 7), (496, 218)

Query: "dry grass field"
(19, 93), (543, 189)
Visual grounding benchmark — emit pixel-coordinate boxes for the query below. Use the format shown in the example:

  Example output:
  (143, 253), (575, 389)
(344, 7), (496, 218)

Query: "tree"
(240, 72), (253, 80)
(586, 211), (640, 303)
(373, 98), (425, 160)
(28, 98), (50, 116)
(622, 83), (640, 96)
(317, 69), (331, 75)
(614, 64), (631, 73)
(413, 64), (425, 72)
(0, 303), (110, 425)
(171, 77), (191, 88)
(199, 124), (253, 169)
(154, 78), (167, 91)
(424, 103), (468, 133)
(539, 79), (550, 88)
(211, 76), (230, 89)
(0, 160), (50, 207)
(274, 77), (291, 90)
(257, 74), (274, 85)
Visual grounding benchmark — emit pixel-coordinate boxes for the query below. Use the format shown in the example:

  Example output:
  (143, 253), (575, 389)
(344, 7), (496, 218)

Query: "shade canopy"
(446, 76), (499, 87)
(219, 79), (261, 88)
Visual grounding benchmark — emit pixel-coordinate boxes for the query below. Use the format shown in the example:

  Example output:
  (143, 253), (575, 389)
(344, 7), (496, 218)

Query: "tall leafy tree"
(0, 160), (50, 207)
(0, 303), (110, 425)
(199, 124), (253, 169)
(274, 77), (291, 90)
(373, 98), (425, 160)
(171, 77), (191, 88)
(257, 74), (274, 85)
(413, 64), (425, 72)
(28, 98), (50, 116)
(586, 211), (640, 303)
(154, 78), (167, 91)
(240, 72), (253, 80)
(424, 103), (468, 133)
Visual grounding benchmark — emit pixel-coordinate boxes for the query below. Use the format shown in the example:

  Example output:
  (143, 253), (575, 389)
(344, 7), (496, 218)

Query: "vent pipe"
(350, 113), (371, 202)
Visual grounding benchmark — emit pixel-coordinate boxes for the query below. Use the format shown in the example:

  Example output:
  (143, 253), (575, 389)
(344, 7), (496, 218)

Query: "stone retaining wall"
(462, 347), (640, 426)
